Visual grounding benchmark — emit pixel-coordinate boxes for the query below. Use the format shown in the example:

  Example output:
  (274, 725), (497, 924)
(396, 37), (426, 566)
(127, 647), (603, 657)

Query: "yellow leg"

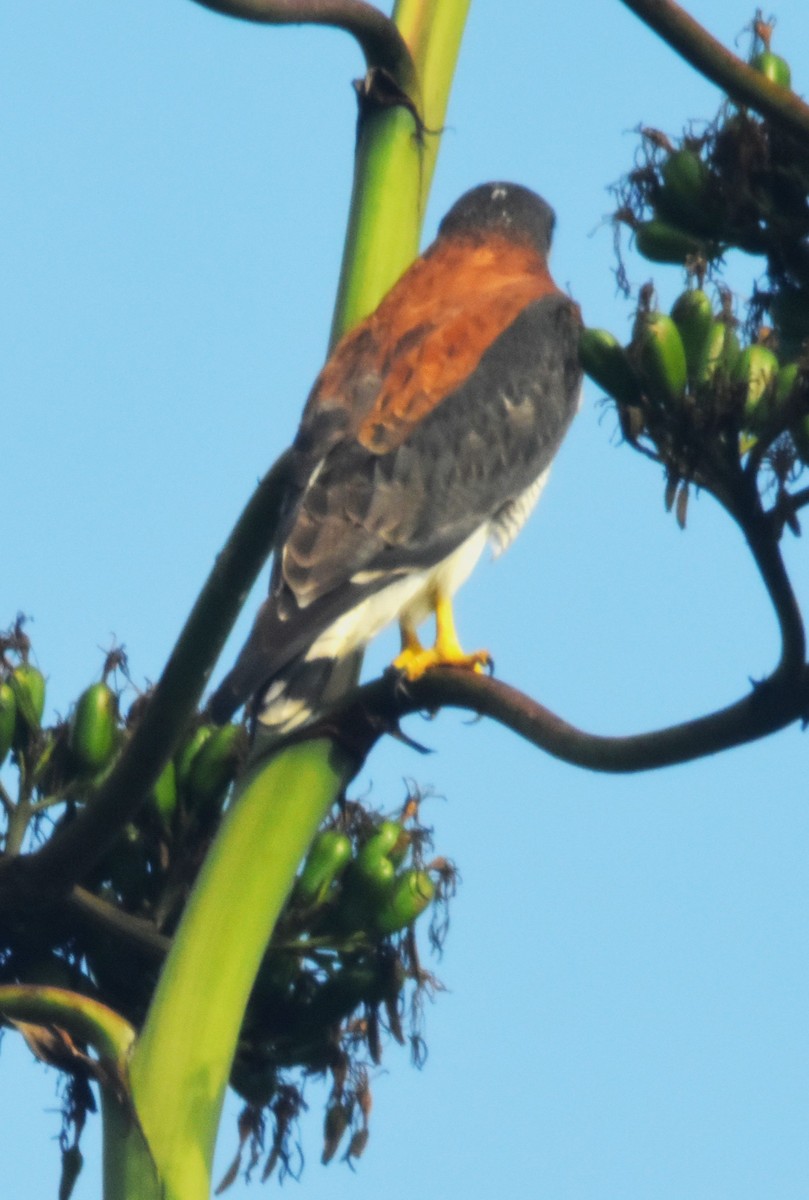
(434, 593), (466, 660)
(391, 593), (492, 681)
(391, 619), (426, 676)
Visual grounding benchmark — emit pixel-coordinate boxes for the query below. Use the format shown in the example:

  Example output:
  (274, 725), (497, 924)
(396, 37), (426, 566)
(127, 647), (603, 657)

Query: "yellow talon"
(392, 622), (429, 677)
(391, 595), (492, 681)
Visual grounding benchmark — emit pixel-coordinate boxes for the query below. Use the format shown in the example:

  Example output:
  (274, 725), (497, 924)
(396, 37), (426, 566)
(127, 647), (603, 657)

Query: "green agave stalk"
(104, 3), (472, 1194)
(128, 741), (355, 1199)
(331, 0), (472, 341)
(0, 986), (154, 1196)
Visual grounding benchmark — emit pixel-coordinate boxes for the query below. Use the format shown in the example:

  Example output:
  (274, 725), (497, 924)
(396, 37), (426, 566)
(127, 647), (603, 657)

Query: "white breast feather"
(302, 465), (551, 668)
(489, 466), (550, 558)
(304, 525), (489, 663)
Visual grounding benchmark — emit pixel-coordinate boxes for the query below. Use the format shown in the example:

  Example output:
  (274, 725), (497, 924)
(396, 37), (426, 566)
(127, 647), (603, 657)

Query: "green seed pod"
(151, 759), (178, 832)
(354, 851), (396, 894)
(657, 149), (718, 235)
(186, 722), (245, 804)
(733, 344), (780, 429)
(69, 681), (119, 771)
(693, 320), (740, 386)
(10, 664), (46, 746)
(634, 219), (706, 264)
(751, 50), (792, 89)
(373, 869), (436, 936)
(11, 665), (45, 727)
(175, 724), (215, 789)
(578, 327), (642, 405)
(387, 826), (412, 868)
(334, 852), (398, 935)
(357, 821), (403, 868)
(773, 362), (801, 414)
(296, 830), (352, 906)
(670, 289), (715, 382)
(0, 682), (16, 767)
(638, 312), (688, 406)
(661, 148), (707, 197)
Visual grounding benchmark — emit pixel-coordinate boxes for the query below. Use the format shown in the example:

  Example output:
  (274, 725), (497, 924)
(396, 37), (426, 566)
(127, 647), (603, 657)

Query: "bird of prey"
(210, 181), (582, 738)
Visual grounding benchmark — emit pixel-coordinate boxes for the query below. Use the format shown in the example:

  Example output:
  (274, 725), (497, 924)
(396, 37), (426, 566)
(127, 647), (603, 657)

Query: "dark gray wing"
(209, 292), (581, 721)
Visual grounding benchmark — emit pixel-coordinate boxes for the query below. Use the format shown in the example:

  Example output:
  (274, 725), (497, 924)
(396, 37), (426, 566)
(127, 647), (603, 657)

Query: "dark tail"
(209, 648), (363, 739)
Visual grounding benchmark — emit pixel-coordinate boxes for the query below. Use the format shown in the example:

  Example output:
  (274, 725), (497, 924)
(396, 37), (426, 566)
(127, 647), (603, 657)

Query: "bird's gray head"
(437, 182), (556, 257)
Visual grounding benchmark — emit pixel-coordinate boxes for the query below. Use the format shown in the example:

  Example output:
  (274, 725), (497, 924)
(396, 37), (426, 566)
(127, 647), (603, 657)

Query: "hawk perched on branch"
(210, 182), (582, 737)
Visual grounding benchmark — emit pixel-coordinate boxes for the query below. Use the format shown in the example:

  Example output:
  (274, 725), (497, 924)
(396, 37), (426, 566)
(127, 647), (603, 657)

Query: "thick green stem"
(330, 97), (424, 344)
(118, 7), (472, 1196)
(0, 984), (135, 1064)
(4, 797), (32, 857)
(127, 741), (356, 1199)
(0, 986), (157, 1199)
(101, 1096), (161, 1200)
(393, 0), (472, 208)
(329, 0), (471, 343)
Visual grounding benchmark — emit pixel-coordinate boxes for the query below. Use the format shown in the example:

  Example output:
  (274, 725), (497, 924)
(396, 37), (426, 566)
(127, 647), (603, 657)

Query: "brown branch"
(320, 465), (807, 774)
(67, 887), (170, 965)
(740, 523), (805, 676)
(0, 782), (14, 819)
(341, 660), (809, 775)
(724, 477), (806, 677)
(619, 0), (809, 143)
(187, 0), (417, 90)
(0, 452), (294, 908)
(786, 485), (809, 513)
(25, 657), (808, 961)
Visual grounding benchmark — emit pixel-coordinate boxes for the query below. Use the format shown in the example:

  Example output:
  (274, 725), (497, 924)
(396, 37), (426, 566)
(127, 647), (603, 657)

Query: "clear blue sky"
(4, 2), (809, 1197)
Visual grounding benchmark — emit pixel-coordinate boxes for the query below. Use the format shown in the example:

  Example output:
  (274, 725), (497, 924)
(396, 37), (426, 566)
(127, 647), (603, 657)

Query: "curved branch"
(620, 0), (809, 143)
(27, 657), (809, 965)
(0, 452), (294, 907)
(188, 0), (417, 90)
(0, 985), (135, 1069)
(785, 485), (809, 514)
(324, 468), (807, 774)
(67, 887), (171, 965)
(732, 489), (806, 677)
(341, 660), (809, 774)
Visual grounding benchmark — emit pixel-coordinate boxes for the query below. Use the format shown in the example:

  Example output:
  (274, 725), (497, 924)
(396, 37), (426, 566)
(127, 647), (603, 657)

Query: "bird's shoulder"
(296, 232), (559, 459)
